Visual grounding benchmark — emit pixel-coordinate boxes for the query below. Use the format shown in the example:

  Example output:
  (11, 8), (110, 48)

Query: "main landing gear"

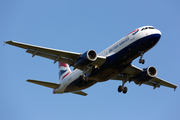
(139, 51), (145, 64)
(118, 86), (128, 94)
(79, 67), (92, 83)
(79, 74), (88, 82)
(118, 74), (130, 94)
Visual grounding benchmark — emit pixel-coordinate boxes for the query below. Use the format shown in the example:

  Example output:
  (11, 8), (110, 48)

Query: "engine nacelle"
(74, 50), (97, 68)
(135, 66), (157, 84)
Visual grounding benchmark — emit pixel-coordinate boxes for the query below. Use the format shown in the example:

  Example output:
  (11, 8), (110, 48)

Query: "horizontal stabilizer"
(71, 90), (88, 96)
(27, 79), (60, 89)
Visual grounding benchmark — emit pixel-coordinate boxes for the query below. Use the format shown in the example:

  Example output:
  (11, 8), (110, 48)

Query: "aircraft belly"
(64, 78), (96, 93)
(88, 68), (119, 82)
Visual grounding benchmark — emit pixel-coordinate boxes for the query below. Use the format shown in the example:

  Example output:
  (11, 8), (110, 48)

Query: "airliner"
(5, 26), (177, 96)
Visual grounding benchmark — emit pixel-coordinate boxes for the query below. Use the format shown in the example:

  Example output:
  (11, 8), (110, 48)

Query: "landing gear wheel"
(123, 87), (128, 94)
(139, 59), (141, 63)
(139, 59), (145, 64)
(142, 59), (145, 64)
(118, 86), (128, 94)
(118, 86), (123, 93)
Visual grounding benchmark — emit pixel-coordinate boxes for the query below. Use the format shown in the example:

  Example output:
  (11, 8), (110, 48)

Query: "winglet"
(5, 41), (12, 44)
(173, 85), (178, 91)
(3, 41), (6, 46)
(4, 41), (12, 46)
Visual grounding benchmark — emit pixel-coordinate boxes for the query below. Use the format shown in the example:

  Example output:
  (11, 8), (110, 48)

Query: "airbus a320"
(5, 26), (177, 96)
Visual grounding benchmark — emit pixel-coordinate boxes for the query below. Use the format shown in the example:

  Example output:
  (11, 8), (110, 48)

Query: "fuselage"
(54, 26), (161, 94)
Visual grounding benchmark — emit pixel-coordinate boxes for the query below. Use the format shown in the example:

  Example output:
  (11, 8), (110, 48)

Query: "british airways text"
(109, 37), (129, 53)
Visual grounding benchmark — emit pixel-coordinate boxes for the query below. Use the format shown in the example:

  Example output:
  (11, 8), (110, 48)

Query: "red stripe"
(126, 29), (138, 36)
(59, 62), (68, 68)
(61, 71), (71, 80)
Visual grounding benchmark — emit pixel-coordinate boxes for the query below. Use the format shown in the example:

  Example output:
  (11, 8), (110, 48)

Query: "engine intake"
(74, 50), (97, 68)
(135, 66), (157, 84)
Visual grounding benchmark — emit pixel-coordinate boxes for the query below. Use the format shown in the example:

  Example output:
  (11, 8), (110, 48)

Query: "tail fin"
(58, 62), (71, 82)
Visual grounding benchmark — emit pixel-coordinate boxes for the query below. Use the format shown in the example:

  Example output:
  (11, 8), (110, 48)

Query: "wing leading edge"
(111, 65), (177, 90)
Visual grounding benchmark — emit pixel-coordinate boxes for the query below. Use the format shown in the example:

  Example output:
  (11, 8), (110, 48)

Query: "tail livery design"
(58, 62), (71, 81)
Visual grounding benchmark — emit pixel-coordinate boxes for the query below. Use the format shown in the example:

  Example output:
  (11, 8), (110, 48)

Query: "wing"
(111, 65), (177, 90)
(5, 41), (106, 72)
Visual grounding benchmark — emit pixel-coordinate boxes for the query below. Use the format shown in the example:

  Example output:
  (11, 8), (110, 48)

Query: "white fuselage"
(54, 26), (161, 94)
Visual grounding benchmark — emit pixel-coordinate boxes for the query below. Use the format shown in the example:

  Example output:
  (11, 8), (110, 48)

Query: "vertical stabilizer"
(58, 62), (71, 82)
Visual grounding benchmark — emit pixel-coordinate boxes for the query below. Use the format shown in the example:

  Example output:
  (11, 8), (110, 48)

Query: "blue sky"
(1, 0), (180, 120)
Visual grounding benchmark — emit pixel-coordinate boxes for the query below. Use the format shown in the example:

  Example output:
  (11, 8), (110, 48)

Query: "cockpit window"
(149, 27), (155, 29)
(141, 27), (155, 31)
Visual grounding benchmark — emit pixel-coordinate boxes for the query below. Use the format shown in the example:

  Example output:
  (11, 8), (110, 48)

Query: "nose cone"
(155, 29), (161, 35)
(154, 33), (161, 41)
(155, 29), (161, 36)
(152, 29), (161, 43)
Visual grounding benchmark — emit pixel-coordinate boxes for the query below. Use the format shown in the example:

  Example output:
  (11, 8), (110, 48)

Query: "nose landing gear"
(139, 59), (145, 64)
(139, 51), (145, 64)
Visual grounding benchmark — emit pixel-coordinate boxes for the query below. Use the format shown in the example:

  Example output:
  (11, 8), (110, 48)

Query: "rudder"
(58, 62), (71, 82)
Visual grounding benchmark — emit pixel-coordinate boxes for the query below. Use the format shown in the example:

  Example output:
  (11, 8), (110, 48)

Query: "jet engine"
(134, 66), (157, 84)
(74, 50), (97, 69)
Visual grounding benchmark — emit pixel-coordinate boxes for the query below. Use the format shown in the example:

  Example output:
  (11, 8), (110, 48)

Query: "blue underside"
(64, 34), (161, 92)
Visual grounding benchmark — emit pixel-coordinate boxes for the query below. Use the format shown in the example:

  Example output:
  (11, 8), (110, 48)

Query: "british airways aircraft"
(5, 26), (177, 96)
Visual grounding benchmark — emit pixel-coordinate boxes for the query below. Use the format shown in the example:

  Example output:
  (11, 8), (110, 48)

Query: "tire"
(142, 59), (145, 64)
(123, 87), (128, 94)
(118, 86), (123, 93)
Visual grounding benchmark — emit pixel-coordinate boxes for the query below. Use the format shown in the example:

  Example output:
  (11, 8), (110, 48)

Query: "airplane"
(5, 26), (177, 96)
